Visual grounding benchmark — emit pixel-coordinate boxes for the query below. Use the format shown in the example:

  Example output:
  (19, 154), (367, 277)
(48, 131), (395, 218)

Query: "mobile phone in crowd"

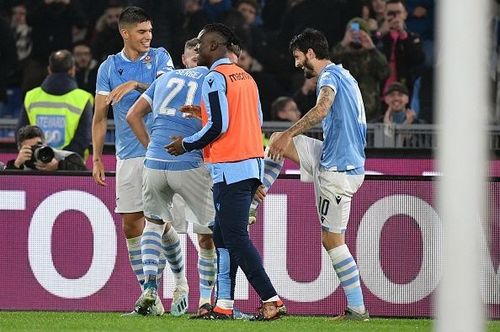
(351, 22), (361, 46)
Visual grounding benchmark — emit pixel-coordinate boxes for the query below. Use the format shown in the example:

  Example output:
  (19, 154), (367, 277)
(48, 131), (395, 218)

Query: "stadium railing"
(2, 118), (500, 151)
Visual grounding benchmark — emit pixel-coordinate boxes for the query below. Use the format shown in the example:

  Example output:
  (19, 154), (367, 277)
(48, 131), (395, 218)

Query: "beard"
(303, 59), (315, 78)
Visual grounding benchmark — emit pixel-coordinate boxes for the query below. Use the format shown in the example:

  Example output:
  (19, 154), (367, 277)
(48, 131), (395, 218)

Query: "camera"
(25, 144), (55, 169)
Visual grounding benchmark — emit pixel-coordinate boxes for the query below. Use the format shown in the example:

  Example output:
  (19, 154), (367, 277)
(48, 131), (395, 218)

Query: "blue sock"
(126, 236), (145, 289)
(250, 155), (284, 211)
(141, 220), (165, 290)
(215, 248), (234, 310)
(328, 244), (365, 313)
(162, 226), (187, 286)
(198, 248), (216, 306)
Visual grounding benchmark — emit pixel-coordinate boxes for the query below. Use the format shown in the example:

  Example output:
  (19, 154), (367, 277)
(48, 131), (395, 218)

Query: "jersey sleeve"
(141, 78), (157, 107)
(156, 47), (175, 76)
(318, 69), (339, 95)
(95, 58), (112, 95)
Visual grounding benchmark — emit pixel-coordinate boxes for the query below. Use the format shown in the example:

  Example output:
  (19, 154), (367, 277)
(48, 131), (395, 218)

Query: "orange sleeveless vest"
(200, 63), (264, 163)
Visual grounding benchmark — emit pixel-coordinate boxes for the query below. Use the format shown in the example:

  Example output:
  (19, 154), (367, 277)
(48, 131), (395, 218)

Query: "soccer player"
(126, 38), (216, 317)
(166, 23), (285, 321)
(265, 28), (369, 321)
(91, 6), (184, 316)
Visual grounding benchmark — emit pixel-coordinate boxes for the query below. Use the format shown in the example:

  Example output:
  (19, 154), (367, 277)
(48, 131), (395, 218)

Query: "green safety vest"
(24, 87), (93, 150)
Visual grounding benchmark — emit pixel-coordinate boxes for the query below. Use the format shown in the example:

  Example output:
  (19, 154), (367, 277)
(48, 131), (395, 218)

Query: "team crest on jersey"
(143, 55), (152, 69)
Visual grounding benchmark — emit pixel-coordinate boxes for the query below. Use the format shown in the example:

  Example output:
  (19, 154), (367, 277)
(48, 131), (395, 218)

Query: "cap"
(384, 82), (409, 96)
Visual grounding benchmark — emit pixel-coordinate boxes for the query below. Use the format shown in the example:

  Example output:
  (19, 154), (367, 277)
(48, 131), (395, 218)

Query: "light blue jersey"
(96, 47), (174, 159)
(142, 66), (209, 171)
(317, 63), (367, 172)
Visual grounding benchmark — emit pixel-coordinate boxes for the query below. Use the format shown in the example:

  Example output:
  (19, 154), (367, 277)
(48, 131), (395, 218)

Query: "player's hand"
(254, 185), (266, 203)
(165, 136), (186, 156)
(14, 145), (33, 168)
(92, 159), (107, 186)
(180, 105), (202, 120)
(360, 30), (375, 50)
(268, 132), (291, 161)
(35, 158), (58, 171)
(106, 81), (137, 105)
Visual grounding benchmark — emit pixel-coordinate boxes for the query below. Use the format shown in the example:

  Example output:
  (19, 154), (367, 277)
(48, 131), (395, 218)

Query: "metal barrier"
(1, 118), (500, 151)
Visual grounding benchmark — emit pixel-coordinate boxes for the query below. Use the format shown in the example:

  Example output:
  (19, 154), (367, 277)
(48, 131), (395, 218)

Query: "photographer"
(6, 125), (87, 171)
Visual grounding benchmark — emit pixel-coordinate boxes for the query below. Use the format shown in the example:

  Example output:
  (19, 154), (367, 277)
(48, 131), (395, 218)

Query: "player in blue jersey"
(126, 38), (216, 317)
(91, 6), (181, 316)
(264, 28), (369, 321)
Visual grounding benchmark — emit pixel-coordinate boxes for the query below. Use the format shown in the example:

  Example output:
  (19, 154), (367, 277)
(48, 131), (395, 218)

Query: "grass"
(0, 312), (499, 332)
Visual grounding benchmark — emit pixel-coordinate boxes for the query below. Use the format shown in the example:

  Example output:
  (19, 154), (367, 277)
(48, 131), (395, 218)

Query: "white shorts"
(293, 135), (364, 234)
(115, 157), (144, 213)
(142, 166), (214, 234)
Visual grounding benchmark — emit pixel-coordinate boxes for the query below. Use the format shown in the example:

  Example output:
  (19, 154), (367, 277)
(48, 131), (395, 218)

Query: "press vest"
(201, 63), (264, 163)
(24, 87), (93, 150)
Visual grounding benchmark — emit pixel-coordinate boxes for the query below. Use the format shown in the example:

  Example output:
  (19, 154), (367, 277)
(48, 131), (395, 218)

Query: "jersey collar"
(210, 57), (231, 70)
(120, 49), (150, 62)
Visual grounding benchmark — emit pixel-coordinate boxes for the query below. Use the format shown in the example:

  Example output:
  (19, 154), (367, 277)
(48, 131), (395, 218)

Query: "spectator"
(363, 0), (386, 33)
(405, 0), (434, 67)
(292, 76), (317, 117)
(270, 96), (301, 122)
(18, 49), (93, 159)
(73, 41), (98, 94)
(331, 17), (390, 122)
(0, 13), (18, 117)
(10, 2), (32, 63)
(374, 0), (425, 95)
(91, 0), (123, 62)
(23, 0), (86, 93)
(203, 0), (232, 22)
(238, 48), (287, 120)
(6, 125), (86, 170)
(383, 82), (417, 125)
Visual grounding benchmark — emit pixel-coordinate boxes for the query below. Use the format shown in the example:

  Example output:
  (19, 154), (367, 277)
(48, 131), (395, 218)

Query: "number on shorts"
(158, 77), (198, 116)
(319, 196), (330, 216)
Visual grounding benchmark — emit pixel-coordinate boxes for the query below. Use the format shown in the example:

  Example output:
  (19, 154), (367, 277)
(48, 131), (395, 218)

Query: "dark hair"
(202, 23), (240, 48)
(72, 41), (91, 51)
(386, 0), (406, 6)
(289, 28), (330, 60)
(184, 38), (198, 50)
(49, 50), (75, 73)
(235, 0), (259, 11)
(118, 6), (151, 29)
(271, 96), (293, 120)
(17, 125), (44, 146)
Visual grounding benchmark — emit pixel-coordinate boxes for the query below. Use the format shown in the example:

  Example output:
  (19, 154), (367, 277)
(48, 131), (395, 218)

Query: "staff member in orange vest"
(167, 23), (284, 321)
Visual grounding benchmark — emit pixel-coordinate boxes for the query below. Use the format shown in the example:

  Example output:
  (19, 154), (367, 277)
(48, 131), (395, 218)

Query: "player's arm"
(167, 73), (228, 155)
(106, 81), (151, 105)
(126, 96), (152, 148)
(287, 86), (334, 136)
(92, 94), (109, 186)
(268, 86), (335, 161)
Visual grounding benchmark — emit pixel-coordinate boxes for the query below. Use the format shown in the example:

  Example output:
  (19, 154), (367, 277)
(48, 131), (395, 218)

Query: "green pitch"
(0, 312), (499, 332)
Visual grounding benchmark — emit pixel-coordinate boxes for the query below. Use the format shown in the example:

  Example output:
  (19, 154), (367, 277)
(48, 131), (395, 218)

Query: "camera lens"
(34, 146), (55, 163)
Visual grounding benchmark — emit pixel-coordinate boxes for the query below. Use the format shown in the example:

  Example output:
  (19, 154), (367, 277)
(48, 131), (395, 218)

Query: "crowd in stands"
(0, 0), (443, 148)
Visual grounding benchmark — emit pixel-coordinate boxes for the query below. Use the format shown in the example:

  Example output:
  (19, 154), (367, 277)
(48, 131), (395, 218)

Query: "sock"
(328, 244), (365, 314)
(198, 247), (216, 306)
(250, 154), (284, 211)
(126, 236), (145, 289)
(162, 226), (187, 286)
(215, 248), (233, 310)
(157, 256), (166, 286)
(141, 220), (165, 289)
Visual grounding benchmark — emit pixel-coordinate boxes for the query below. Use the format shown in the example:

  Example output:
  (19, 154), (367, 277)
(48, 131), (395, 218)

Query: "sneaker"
(189, 303), (213, 319)
(148, 295), (165, 316)
(332, 307), (370, 321)
(120, 309), (142, 317)
(248, 208), (257, 225)
(233, 308), (253, 320)
(200, 306), (233, 320)
(170, 285), (189, 316)
(134, 287), (158, 316)
(276, 300), (287, 316)
(250, 301), (284, 321)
